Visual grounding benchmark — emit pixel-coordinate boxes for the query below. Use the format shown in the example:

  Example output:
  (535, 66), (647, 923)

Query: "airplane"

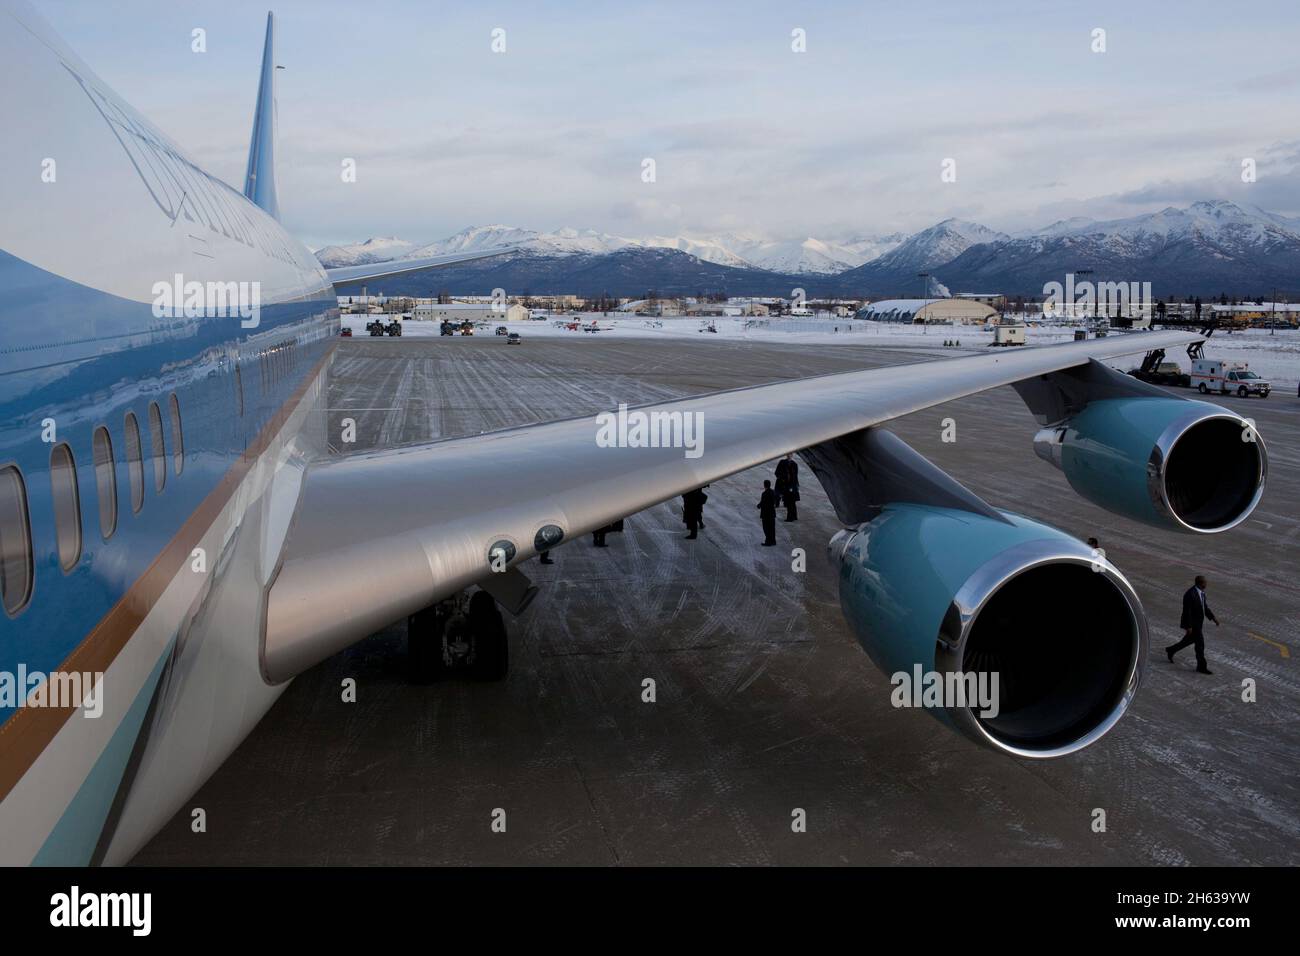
(0, 2), (1268, 866)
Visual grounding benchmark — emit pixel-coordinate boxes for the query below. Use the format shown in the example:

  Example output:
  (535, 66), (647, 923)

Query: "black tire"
(467, 592), (508, 681)
(1238, 386), (1248, 397)
(407, 606), (448, 683)
(1197, 383), (1208, 393)
(468, 625), (508, 681)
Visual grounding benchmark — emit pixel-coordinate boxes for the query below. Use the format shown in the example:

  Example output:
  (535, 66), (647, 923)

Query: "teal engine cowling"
(1033, 398), (1266, 533)
(829, 504), (1148, 759)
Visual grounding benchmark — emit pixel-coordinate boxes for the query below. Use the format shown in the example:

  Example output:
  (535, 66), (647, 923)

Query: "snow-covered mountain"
(937, 201), (1300, 296)
(315, 236), (418, 267)
(710, 234), (904, 274)
(828, 219), (1008, 294)
(319, 202), (1300, 296)
(317, 225), (904, 274)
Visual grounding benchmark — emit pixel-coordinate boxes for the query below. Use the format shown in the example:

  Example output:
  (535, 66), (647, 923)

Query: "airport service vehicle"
(0, 3), (1267, 865)
(1191, 359), (1270, 397)
(495, 326), (508, 336)
(990, 324), (1026, 347)
(386, 319), (402, 337)
(507, 332), (521, 344)
(365, 317), (386, 336)
(1128, 358), (1189, 388)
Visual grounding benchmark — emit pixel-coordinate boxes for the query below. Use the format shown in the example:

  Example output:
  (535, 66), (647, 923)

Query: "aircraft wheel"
(469, 627), (508, 681)
(467, 593), (509, 681)
(407, 606), (448, 683)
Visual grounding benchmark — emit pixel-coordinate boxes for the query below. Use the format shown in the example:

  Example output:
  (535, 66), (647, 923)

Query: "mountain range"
(316, 225), (905, 276)
(322, 201), (1300, 298)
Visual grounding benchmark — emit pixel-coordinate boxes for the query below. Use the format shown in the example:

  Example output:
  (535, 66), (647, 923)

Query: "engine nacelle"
(1033, 397), (1266, 533)
(829, 504), (1147, 758)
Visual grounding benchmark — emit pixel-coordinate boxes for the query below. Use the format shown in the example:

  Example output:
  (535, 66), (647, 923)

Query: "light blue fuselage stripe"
(30, 643), (172, 865)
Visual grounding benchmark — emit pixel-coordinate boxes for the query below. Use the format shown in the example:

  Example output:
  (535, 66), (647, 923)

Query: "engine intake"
(831, 504), (1147, 758)
(1034, 397), (1266, 534)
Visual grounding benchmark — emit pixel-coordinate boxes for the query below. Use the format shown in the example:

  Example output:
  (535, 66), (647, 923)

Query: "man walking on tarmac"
(1166, 574), (1219, 674)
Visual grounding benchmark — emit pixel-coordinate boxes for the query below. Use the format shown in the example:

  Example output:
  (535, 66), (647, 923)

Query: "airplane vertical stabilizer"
(243, 12), (279, 220)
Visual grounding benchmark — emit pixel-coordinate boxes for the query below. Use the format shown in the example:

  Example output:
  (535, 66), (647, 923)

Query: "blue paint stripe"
(31, 642), (172, 866)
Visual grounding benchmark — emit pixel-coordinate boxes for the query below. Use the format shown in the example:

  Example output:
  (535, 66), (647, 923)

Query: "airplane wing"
(262, 330), (1200, 681)
(325, 247), (516, 287)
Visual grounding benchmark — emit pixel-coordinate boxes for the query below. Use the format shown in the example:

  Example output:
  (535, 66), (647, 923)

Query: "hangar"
(856, 298), (997, 325)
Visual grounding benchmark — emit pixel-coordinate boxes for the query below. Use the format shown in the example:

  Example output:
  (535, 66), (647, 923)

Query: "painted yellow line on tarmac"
(1248, 632), (1291, 659)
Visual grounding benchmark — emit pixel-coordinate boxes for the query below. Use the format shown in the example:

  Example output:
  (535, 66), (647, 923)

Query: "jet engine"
(1032, 397), (1266, 534)
(828, 504), (1147, 759)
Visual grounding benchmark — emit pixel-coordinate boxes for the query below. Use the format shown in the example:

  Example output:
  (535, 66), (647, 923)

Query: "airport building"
(954, 292), (1007, 308)
(1209, 302), (1300, 327)
(413, 302), (530, 323)
(855, 298), (998, 324)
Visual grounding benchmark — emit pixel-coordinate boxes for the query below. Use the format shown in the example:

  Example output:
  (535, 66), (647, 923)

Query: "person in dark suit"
(682, 487), (708, 539)
(774, 454), (799, 521)
(757, 480), (777, 546)
(1166, 575), (1218, 674)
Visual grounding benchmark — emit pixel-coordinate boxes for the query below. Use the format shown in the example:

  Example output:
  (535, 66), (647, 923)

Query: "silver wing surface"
(326, 246), (516, 287)
(262, 330), (1199, 681)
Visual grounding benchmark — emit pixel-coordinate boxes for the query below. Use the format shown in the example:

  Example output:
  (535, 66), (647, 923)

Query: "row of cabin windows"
(0, 393), (184, 617)
(230, 341), (299, 420)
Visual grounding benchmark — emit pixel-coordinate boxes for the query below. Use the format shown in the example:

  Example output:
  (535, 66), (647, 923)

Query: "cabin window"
(0, 465), (33, 615)
(92, 426), (117, 539)
(169, 393), (184, 475)
(50, 443), (82, 572)
(148, 402), (166, 493)
(124, 412), (144, 514)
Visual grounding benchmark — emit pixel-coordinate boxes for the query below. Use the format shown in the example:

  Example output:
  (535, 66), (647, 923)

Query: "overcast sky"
(37, 0), (1300, 247)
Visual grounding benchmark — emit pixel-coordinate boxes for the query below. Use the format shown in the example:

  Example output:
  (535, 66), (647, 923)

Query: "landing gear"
(407, 590), (508, 683)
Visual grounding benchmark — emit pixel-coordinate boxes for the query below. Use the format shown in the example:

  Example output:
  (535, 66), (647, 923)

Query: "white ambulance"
(1190, 359), (1271, 398)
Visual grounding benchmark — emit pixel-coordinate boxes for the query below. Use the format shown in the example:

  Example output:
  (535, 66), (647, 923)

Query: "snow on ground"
(340, 315), (1300, 391)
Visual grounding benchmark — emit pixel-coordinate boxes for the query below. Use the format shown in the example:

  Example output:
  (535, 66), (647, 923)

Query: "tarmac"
(135, 332), (1300, 865)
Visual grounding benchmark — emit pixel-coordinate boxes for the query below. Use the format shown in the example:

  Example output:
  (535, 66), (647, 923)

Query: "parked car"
(340, 326), (353, 337)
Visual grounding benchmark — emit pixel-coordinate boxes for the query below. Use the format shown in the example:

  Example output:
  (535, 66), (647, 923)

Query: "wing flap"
(261, 330), (1198, 682)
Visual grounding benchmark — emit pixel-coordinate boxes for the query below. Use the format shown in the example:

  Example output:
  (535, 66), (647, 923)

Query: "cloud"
(51, 0), (1300, 245)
